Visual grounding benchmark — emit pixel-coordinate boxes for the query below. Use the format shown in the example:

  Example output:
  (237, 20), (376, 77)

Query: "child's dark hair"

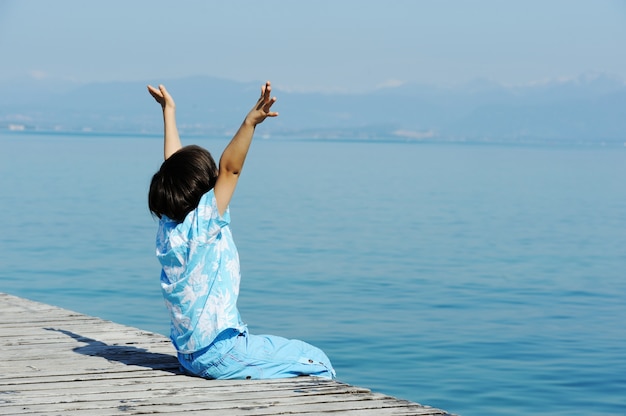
(149, 145), (218, 223)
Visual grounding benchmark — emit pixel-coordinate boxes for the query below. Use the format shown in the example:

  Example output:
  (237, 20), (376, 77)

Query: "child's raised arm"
(214, 81), (278, 215)
(147, 84), (182, 160)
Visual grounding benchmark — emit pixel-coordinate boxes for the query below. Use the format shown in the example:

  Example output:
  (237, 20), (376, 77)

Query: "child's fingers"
(260, 81), (272, 99)
(261, 96), (275, 111)
(254, 81), (277, 115)
(147, 85), (163, 99)
(263, 97), (278, 115)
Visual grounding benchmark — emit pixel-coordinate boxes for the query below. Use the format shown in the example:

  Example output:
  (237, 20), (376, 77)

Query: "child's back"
(148, 82), (335, 380)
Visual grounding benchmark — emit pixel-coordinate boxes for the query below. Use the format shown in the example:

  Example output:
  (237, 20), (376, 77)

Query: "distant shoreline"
(2, 127), (625, 148)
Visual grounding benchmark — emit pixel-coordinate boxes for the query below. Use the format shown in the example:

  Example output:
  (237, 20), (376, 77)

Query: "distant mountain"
(1, 73), (625, 145)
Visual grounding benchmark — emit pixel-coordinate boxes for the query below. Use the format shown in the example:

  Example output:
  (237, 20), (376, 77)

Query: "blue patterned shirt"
(156, 189), (245, 354)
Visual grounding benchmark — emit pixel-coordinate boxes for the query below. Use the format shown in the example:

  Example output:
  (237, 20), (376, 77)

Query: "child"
(147, 81), (335, 380)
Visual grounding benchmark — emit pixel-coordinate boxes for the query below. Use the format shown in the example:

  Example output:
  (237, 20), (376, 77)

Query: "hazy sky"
(1, 0), (625, 92)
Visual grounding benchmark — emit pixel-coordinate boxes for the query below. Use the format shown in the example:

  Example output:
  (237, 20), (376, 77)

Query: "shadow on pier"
(45, 327), (181, 374)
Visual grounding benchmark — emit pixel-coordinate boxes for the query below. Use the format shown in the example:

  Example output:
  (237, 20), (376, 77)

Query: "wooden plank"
(0, 293), (453, 415)
(1, 395), (443, 416)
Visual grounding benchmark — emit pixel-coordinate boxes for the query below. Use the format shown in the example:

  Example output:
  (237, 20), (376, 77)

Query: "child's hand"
(245, 81), (278, 126)
(147, 84), (176, 111)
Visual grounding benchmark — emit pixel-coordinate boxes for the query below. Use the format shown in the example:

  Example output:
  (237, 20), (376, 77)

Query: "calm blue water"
(1, 131), (625, 415)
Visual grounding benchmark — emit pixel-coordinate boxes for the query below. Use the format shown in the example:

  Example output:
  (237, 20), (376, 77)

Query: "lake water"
(1, 131), (625, 415)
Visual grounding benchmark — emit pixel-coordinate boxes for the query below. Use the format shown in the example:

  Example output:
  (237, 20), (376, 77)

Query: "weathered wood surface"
(0, 293), (453, 415)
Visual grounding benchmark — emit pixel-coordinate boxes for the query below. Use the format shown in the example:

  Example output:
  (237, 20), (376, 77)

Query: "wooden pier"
(0, 292), (452, 415)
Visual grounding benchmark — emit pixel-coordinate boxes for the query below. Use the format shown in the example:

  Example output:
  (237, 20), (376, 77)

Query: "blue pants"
(177, 329), (336, 380)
